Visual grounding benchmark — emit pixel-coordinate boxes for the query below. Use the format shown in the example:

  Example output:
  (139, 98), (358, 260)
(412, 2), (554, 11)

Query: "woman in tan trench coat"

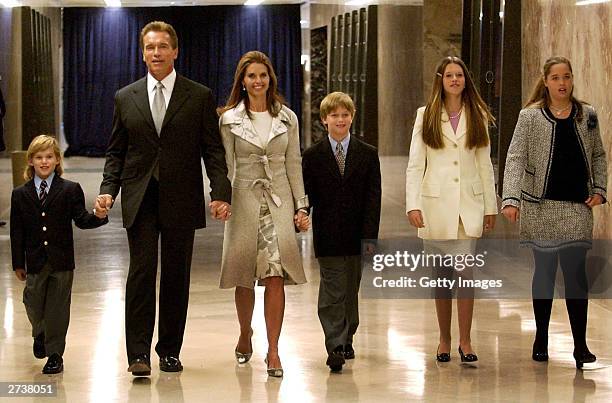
(218, 51), (309, 377)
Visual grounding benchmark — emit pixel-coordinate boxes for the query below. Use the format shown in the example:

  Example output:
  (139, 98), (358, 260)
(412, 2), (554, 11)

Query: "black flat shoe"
(458, 346), (478, 366)
(160, 356), (183, 372)
(128, 353), (151, 376)
(574, 348), (596, 369)
(436, 345), (451, 362)
(42, 353), (63, 374)
(532, 339), (549, 362)
(327, 346), (345, 372)
(344, 344), (355, 360)
(33, 333), (46, 359)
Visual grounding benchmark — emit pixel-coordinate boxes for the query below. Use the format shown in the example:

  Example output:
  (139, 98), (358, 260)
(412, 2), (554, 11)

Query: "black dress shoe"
(532, 339), (549, 362)
(128, 354), (151, 376)
(42, 353), (63, 374)
(326, 346), (345, 372)
(33, 333), (46, 359)
(160, 356), (183, 372)
(574, 348), (596, 369)
(344, 344), (355, 360)
(436, 345), (451, 362)
(458, 346), (478, 366)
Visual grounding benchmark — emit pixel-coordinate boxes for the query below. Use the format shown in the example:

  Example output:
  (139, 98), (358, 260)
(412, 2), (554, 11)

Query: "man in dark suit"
(302, 92), (381, 372)
(95, 21), (232, 376)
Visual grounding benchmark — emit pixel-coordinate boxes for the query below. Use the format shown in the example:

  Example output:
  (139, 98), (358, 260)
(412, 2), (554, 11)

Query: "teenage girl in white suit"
(406, 56), (497, 365)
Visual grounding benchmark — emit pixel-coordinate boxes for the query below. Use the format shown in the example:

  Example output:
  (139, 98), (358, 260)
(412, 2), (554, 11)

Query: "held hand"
(294, 211), (310, 232)
(407, 210), (425, 228)
(209, 200), (232, 221)
(483, 215), (496, 232)
(585, 194), (604, 209)
(15, 268), (26, 281)
(501, 206), (520, 223)
(94, 194), (113, 216)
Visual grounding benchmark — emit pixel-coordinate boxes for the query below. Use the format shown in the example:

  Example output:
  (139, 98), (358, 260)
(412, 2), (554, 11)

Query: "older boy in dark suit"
(302, 92), (381, 372)
(10, 135), (108, 374)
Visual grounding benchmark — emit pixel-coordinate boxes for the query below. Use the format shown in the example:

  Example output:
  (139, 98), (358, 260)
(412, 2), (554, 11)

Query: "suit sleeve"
(71, 183), (108, 229)
(100, 92), (128, 198)
(501, 109), (530, 209)
(302, 150), (316, 211)
(476, 127), (498, 215)
(284, 109), (308, 210)
(9, 189), (26, 270)
(201, 90), (232, 203)
(405, 108), (426, 213)
(362, 149), (382, 240)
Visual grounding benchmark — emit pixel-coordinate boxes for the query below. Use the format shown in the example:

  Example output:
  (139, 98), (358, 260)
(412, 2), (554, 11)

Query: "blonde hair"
(422, 56), (494, 149)
(525, 56), (586, 121)
(320, 91), (356, 120)
(24, 135), (63, 180)
(140, 21), (178, 50)
(218, 50), (285, 118)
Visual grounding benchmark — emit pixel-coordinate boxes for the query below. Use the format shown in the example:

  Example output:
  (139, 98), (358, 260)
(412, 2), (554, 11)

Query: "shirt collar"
(328, 133), (351, 154)
(34, 172), (55, 192)
(147, 69), (177, 94)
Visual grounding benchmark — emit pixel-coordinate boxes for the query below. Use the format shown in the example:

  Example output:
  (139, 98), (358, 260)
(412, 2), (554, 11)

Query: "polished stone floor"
(0, 156), (611, 402)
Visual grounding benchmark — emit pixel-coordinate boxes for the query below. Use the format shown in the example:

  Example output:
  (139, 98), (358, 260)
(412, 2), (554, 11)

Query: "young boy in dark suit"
(302, 92), (381, 372)
(10, 135), (108, 374)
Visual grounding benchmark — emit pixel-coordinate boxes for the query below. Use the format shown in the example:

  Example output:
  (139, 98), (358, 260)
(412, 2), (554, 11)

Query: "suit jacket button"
(454, 178), (459, 182)
(453, 161), (458, 165)
(41, 212), (46, 216)
(42, 226), (47, 231)
(44, 241), (48, 246)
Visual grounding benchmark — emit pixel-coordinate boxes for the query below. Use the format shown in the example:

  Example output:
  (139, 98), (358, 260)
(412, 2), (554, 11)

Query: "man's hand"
(585, 194), (604, 209)
(483, 215), (496, 232)
(15, 268), (26, 281)
(209, 200), (231, 221)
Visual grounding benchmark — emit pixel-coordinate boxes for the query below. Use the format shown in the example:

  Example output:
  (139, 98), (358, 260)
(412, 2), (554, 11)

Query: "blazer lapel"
(221, 102), (264, 150)
(44, 176), (64, 207)
(321, 138), (342, 181)
(161, 75), (191, 132)
(342, 137), (364, 181)
(441, 107), (460, 144)
(268, 107), (290, 144)
(25, 180), (39, 205)
(129, 78), (156, 133)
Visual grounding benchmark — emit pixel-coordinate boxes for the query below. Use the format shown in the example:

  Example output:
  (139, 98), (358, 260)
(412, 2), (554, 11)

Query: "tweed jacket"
(501, 105), (607, 208)
(218, 101), (308, 288)
(406, 106), (498, 239)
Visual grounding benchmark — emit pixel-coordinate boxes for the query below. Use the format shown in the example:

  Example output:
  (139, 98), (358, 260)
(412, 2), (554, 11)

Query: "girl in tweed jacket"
(501, 56), (607, 369)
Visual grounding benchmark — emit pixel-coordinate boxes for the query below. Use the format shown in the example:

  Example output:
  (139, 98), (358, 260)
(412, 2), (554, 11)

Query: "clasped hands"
(209, 200), (231, 221)
(294, 210), (310, 232)
(93, 194), (113, 219)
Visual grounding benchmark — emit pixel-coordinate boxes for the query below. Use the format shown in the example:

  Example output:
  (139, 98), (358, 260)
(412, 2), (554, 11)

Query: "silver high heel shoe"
(264, 355), (283, 377)
(234, 329), (253, 364)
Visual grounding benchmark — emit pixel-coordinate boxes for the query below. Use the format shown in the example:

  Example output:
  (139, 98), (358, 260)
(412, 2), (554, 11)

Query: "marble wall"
(422, 0), (463, 102)
(523, 0), (612, 240)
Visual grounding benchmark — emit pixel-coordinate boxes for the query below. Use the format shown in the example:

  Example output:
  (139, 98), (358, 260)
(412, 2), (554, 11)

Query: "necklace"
(549, 103), (571, 116)
(448, 109), (462, 119)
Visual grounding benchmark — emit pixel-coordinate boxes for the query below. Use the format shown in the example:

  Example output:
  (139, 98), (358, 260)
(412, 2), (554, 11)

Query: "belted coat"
(218, 102), (308, 288)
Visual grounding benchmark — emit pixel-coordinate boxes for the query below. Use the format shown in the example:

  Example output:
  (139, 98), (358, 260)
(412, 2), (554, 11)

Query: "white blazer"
(405, 106), (498, 239)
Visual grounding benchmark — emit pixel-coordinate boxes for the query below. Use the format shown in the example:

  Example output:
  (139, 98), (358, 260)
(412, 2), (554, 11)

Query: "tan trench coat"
(219, 102), (308, 289)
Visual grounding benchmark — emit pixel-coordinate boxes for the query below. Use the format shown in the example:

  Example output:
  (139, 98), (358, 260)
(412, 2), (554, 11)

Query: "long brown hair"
(422, 56), (494, 149)
(525, 56), (586, 121)
(218, 51), (285, 118)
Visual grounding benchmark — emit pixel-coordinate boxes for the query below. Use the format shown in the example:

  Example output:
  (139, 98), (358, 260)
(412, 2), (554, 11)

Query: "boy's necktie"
(152, 81), (166, 135)
(335, 142), (345, 176)
(39, 180), (47, 204)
